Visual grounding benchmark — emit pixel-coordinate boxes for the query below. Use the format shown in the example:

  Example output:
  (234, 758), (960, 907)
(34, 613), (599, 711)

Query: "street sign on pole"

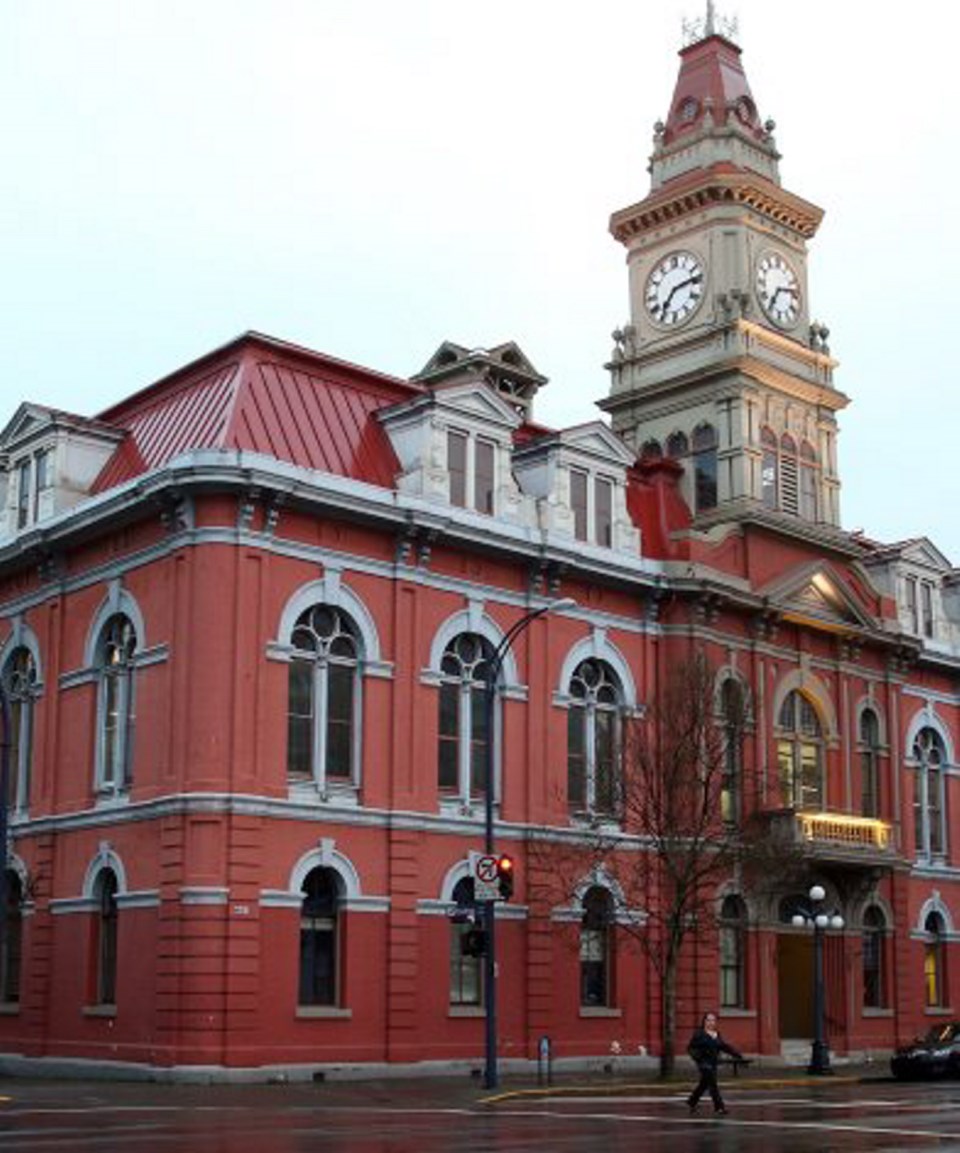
(469, 851), (501, 902)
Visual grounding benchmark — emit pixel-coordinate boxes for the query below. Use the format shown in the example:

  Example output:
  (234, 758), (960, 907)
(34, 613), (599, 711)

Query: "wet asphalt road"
(2, 1075), (960, 1151)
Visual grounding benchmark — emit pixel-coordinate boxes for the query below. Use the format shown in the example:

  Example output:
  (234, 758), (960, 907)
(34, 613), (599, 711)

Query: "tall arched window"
(776, 691), (823, 810)
(96, 615), (137, 794)
(92, 868), (118, 1006)
(859, 708), (881, 819)
(449, 877), (482, 1007)
(862, 905), (886, 1010)
(567, 659), (622, 817)
(299, 867), (341, 1007)
(719, 895), (747, 1009)
(580, 886), (615, 1008)
(0, 872), (23, 1005)
(437, 633), (494, 805)
(720, 678), (745, 826)
(924, 911), (947, 1009)
(779, 433), (799, 515)
(288, 605), (361, 791)
(2, 647), (37, 814)
(692, 423), (718, 512)
(800, 440), (819, 521)
(913, 728), (947, 861)
(760, 426), (778, 509)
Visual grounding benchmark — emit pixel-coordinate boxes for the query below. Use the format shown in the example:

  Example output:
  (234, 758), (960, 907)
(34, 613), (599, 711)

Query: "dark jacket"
(687, 1027), (742, 1070)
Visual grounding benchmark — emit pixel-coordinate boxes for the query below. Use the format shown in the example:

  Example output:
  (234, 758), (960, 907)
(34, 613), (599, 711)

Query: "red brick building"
(0, 18), (957, 1077)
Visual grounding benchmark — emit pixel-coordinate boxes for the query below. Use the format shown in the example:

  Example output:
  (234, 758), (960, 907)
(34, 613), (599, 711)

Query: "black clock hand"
(659, 273), (702, 316)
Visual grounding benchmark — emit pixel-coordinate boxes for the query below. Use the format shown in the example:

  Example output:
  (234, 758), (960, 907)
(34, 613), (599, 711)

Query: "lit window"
(287, 605), (360, 792)
(924, 911), (947, 1009)
(568, 660), (622, 817)
(776, 691), (822, 810)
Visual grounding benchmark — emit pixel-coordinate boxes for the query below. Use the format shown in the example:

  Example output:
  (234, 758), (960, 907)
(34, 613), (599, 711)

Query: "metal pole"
(481, 599), (574, 1091)
(808, 918), (831, 1075)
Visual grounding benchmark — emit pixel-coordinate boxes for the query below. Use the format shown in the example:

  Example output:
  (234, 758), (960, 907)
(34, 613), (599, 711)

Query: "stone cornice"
(610, 169), (823, 243)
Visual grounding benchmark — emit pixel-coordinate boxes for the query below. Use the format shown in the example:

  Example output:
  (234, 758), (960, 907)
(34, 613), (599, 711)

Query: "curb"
(480, 1074), (865, 1105)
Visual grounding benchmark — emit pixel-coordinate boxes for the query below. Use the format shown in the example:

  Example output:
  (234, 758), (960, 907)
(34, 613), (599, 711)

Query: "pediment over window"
(899, 538), (952, 573)
(758, 562), (879, 631)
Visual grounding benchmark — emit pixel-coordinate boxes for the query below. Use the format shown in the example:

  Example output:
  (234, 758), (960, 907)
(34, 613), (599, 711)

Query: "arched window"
(779, 433), (799, 515)
(719, 895), (747, 1009)
(299, 867), (341, 1007)
(913, 728), (947, 861)
(288, 605), (361, 790)
(924, 910), (947, 1009)
(580, 886), (615, 1008)
(666, 430), (689, 459)
(776, 691), (823, 810)
(859, 709), (881, 819)
(96, 615), (137, 794)
(0, 872), (23, 1005)
(438, 633), (495, 804)
(862, 905), (886, 1010)
(567, 659), (623, 817)
(800, 440), (819, 521)
(720, 679), (745, 826)
(692, 423), (718, 512)
(1, 646), (37, 814)
(760, 426), (778, 509)
(92, 868), (118, 1006)
(449, 877), (482, 1007)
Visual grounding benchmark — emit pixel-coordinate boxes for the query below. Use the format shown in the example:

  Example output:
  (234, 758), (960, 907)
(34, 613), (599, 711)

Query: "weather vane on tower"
(682, 1), (739, 46)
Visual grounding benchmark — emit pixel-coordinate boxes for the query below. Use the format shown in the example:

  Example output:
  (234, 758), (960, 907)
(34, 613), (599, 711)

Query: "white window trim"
(447, 426), (499, 515)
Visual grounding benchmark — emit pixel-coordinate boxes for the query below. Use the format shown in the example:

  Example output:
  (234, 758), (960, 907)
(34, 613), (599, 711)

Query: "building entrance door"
(778, 934), (814, 1039)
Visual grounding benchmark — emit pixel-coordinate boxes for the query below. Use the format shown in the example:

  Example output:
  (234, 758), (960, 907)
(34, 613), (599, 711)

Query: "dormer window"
(16, 460), (30, 530)
(447, 429), (496, 515)
(571, 469), (613, 547)
(13, 447), (54, 530)
(905, 575), (936, 639)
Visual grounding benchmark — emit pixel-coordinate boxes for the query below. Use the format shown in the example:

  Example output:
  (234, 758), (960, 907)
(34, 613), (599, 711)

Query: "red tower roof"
(662, 32), (765, 148)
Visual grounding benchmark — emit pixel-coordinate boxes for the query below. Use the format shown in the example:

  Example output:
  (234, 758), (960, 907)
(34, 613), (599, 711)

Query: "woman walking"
(686, 1010), (743, 1115)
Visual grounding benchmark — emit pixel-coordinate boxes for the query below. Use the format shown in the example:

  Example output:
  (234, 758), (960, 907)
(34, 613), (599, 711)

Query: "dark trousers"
(688, 1064), (724, 1111)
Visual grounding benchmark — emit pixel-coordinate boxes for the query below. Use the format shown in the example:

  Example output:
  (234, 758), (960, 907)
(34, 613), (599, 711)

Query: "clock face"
(756, 252), (801, 328)
(645, 251), (705, 326)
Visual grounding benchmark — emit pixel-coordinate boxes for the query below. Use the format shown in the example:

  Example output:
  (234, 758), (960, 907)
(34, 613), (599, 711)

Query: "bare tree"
(532, 652), (793, 1076)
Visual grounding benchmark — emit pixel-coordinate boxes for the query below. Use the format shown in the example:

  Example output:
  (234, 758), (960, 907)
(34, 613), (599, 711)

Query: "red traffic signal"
(496, 854), (515, 901)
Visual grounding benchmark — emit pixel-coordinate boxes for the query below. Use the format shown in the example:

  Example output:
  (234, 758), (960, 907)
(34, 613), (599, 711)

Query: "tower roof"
(661, 32), (765, 149)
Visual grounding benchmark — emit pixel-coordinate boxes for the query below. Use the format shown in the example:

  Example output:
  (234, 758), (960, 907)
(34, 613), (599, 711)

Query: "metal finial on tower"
(682, 2), (739, 47)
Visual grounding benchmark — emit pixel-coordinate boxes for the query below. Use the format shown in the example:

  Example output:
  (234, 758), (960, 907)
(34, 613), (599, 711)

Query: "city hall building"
(0, 16), (957, 1077)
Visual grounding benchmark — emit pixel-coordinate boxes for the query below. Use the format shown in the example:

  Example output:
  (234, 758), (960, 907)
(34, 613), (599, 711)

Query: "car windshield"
(920, 1023), (960, 1046)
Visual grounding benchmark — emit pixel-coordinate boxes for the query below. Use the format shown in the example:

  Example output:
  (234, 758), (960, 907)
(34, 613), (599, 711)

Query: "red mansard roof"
(92, 333), (420, 493)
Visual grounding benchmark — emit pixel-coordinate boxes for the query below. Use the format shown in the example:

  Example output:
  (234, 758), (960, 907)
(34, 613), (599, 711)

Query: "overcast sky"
(3, 2), (958, 559)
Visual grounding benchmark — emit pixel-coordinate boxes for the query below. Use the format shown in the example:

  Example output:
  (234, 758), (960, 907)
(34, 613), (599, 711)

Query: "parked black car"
(891, 1022), (960, 1079)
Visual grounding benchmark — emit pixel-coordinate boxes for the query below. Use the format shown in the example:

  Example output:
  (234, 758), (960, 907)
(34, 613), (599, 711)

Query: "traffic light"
(460, 927), (487, 957)
(496, 854), (515, 901)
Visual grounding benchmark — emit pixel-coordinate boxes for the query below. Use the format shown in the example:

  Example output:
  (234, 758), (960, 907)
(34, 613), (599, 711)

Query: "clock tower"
(602, 8), (848, 540)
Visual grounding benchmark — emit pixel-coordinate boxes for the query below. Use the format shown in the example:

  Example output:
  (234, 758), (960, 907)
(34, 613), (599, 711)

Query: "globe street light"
(482, 597), (576, 1090)
(791, 883), (844, 1075)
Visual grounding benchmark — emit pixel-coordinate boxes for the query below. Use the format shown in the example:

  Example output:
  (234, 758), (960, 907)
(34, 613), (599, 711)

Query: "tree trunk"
(660, 947), (678, 1077)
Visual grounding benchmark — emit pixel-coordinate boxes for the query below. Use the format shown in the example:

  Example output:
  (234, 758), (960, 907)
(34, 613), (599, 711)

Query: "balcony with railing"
(761, 809), (898, 868)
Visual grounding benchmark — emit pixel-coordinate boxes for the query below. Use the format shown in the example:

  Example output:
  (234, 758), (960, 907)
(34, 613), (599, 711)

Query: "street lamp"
(482, 596), (576, 1090)
(791, 883), (844, 1075)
